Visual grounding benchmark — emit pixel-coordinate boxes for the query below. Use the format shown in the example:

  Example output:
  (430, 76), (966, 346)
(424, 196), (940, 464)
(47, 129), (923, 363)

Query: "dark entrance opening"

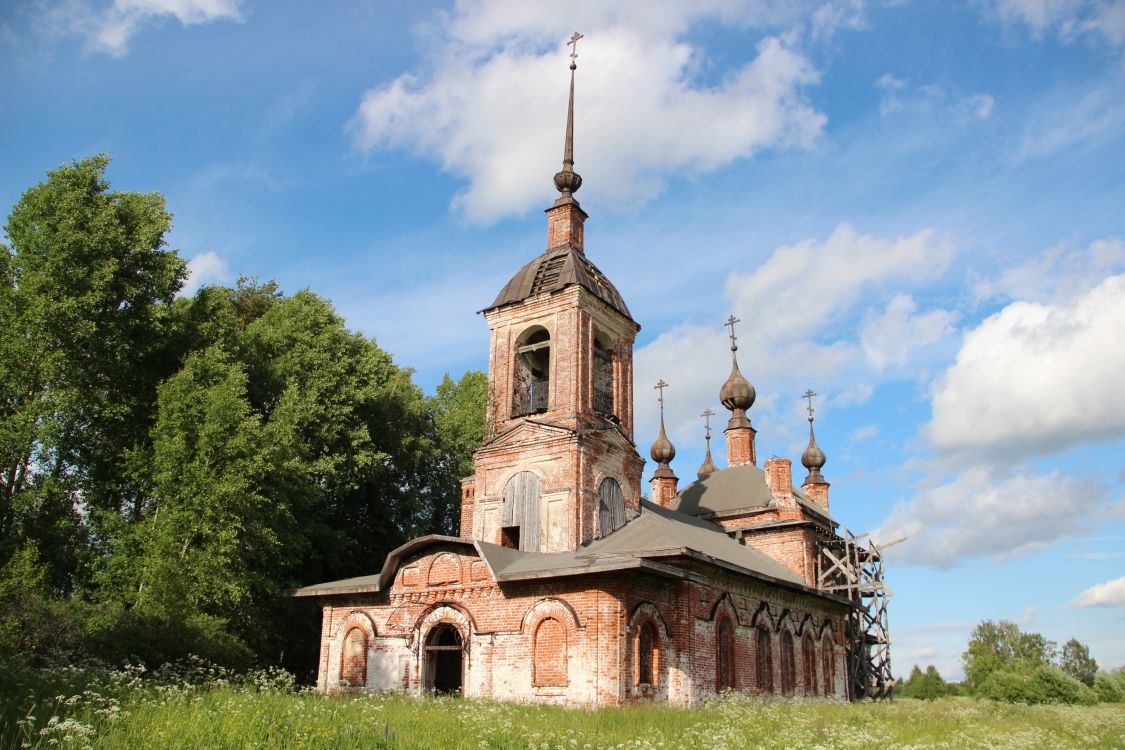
(424, 624), (464, 695)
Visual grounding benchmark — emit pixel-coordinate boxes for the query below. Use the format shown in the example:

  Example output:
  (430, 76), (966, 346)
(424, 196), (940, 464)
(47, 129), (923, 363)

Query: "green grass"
(3, 663), (1123, 750)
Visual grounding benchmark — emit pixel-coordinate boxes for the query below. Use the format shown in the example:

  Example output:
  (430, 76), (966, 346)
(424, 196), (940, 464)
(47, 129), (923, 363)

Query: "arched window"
(716, 617), (735, 691)
(501, 471), (541, 552)
(533, 617), (568, 686)
(593, 332), (614, 417)
(755, 626), (773, 693)
(821, 635), (835, 696)
(637, 621), (658, 686)
(597, 477), (625, 537)
(340, 627), (367, 687)
(780, 630), (796, 696)
(513, 326), (550, 416)
(802, 634), (817, 696)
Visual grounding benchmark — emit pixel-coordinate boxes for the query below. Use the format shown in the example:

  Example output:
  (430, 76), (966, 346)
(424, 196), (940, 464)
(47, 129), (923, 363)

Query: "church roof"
(292, 504), (848, 602)
(485, 245), (633, 321)
(671, 463), (836, 525)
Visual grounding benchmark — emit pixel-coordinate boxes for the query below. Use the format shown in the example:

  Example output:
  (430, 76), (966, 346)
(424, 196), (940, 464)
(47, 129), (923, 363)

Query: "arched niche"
(513, 325), (550, 417)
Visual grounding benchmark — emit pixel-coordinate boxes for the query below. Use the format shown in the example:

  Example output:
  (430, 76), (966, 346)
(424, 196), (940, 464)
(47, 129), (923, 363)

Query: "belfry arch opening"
(593, 331), (614, 417)
(424, 623), (464, 695)
(513, 326), (550, 417)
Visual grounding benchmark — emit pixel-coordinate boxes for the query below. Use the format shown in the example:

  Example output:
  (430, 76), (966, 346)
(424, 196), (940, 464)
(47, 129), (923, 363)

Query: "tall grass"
(3, 661), (1123, 749)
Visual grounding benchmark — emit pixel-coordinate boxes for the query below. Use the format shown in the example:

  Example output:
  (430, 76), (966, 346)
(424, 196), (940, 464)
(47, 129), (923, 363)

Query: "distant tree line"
(0, 156), (487, 679)
(899, 619), (1125, 705)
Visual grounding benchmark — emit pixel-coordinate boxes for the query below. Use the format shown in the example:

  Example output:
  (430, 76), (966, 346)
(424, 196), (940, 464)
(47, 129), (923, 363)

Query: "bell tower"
(459, 33), (644, 553)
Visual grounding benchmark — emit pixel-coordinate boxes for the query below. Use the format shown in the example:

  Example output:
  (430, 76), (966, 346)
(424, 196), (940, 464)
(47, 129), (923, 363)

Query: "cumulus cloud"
(927, 274), (1125, 462)
(873, 467), (1112, 566)
(49, 0), (244, 56)
(633, 223), (952, 450)
(350, 2), (836, 223)
(181, 250), (230, 296)
(1070, 576), (1125, 608)
(859, 294), (956, 371)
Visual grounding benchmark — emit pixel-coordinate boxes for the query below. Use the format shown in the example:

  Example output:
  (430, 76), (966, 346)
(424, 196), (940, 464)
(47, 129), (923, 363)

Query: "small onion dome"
(650, 421), (676, 465)
(802, 420), (828, 484)
(697, 445), (717, 480)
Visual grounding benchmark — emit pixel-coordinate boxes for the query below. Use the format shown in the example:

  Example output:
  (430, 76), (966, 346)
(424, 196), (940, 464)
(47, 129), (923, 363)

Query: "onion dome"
(697, 409), (717, 480)
(651, 379), (676, 478)
(720, 315), (755, 428)
(801, 389), (828, 485)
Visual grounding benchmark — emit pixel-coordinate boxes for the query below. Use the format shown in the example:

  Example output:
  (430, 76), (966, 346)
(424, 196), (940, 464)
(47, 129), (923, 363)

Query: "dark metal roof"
(672, 463), (837, 525)
(485, 245), (633, 321)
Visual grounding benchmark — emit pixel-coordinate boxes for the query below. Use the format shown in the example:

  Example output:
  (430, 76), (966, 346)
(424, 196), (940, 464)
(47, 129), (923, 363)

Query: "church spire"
(650, 379), (679, 507)
(546, 32), (588, 253)
(697, 409), (717, 480)
(800, 389), (830, 510)
(719, 315), (757, 466)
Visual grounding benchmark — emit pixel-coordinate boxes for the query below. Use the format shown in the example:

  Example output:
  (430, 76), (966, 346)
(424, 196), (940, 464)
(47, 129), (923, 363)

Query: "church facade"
(294, 46), (858, 706)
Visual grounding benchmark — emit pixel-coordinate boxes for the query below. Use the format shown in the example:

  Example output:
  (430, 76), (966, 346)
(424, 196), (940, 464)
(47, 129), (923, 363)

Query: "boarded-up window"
(802, 635), (817, 695)
(756, 626), (773, 693)
(780, 630), (796, 696)
(638, 622), (657, 686)
(597, 478), (625, 537)
(716, 617), (735, 691)
(533, 617), (568, 686)
(502, 472), (541, 552)
(340, 627), (367, 687)
(821, 635), (835, 696)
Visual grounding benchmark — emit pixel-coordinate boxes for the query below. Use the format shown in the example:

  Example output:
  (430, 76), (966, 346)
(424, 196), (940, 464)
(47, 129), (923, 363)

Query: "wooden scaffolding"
(817, 530), (904, 700)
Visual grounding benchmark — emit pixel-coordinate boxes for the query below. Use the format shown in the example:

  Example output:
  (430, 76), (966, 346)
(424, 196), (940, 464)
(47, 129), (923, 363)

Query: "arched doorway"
(424, 624), (464, 695)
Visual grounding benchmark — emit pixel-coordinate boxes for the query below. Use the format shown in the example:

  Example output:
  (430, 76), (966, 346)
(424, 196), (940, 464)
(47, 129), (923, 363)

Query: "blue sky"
(3, 0), (1124, 680)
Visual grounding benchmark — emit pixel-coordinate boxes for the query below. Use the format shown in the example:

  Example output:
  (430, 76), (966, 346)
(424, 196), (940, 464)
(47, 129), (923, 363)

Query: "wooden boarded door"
(502, 471), (541, 552)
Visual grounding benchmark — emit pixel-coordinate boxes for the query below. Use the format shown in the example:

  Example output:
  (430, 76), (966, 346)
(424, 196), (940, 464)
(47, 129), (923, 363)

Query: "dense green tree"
(900, 664), (949, 700)
(0, 155), (185, 590)
(426, 371), (488, 535)
(962, 620), (1056, 690)
(1059, 638), (1098, 687)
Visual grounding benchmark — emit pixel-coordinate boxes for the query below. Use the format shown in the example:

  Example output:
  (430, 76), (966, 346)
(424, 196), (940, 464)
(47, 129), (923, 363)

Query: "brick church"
(295, 40), (860, 705)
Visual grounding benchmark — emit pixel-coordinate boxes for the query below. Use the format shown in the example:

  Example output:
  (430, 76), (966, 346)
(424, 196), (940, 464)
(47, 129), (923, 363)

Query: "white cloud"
(927, 274), (1125, 462)
(633, 223), (952, 453)
(910, 646), (938, 659)
(50, 0), (243, 57)
(986, 0), (1125, 49)
(851, 424), (879, 441)
(1070, 576), (1125, 608)
(874, 467), (1112, 566)
(973, 239), (1125, 304)
(1015, 85), (1125, 162)
(350, 2), (832, 223)
(874, 75), (993, 121)
(859, 294), (956, 371)
(725, 224), (954, 342)
(181, 250), (230, 296)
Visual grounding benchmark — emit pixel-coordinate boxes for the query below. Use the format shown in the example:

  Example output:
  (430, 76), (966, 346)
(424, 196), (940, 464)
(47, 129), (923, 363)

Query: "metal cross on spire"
(655, 379), (669, 412)
(567, 31), (583, 69)
(725, 315), (741, 352)
(803, 389), (817, 421)
(701, 408), (715, 439)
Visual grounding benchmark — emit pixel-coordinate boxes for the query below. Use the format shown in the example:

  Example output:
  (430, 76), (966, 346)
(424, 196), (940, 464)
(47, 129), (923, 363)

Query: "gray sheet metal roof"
(485, 245), (633, 321)
(293, 502), (836, 599)
(672, 464), (836, 525)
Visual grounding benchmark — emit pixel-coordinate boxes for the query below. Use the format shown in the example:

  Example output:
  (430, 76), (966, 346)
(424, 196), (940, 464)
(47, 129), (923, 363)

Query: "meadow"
(3, 661), (1123, 750)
